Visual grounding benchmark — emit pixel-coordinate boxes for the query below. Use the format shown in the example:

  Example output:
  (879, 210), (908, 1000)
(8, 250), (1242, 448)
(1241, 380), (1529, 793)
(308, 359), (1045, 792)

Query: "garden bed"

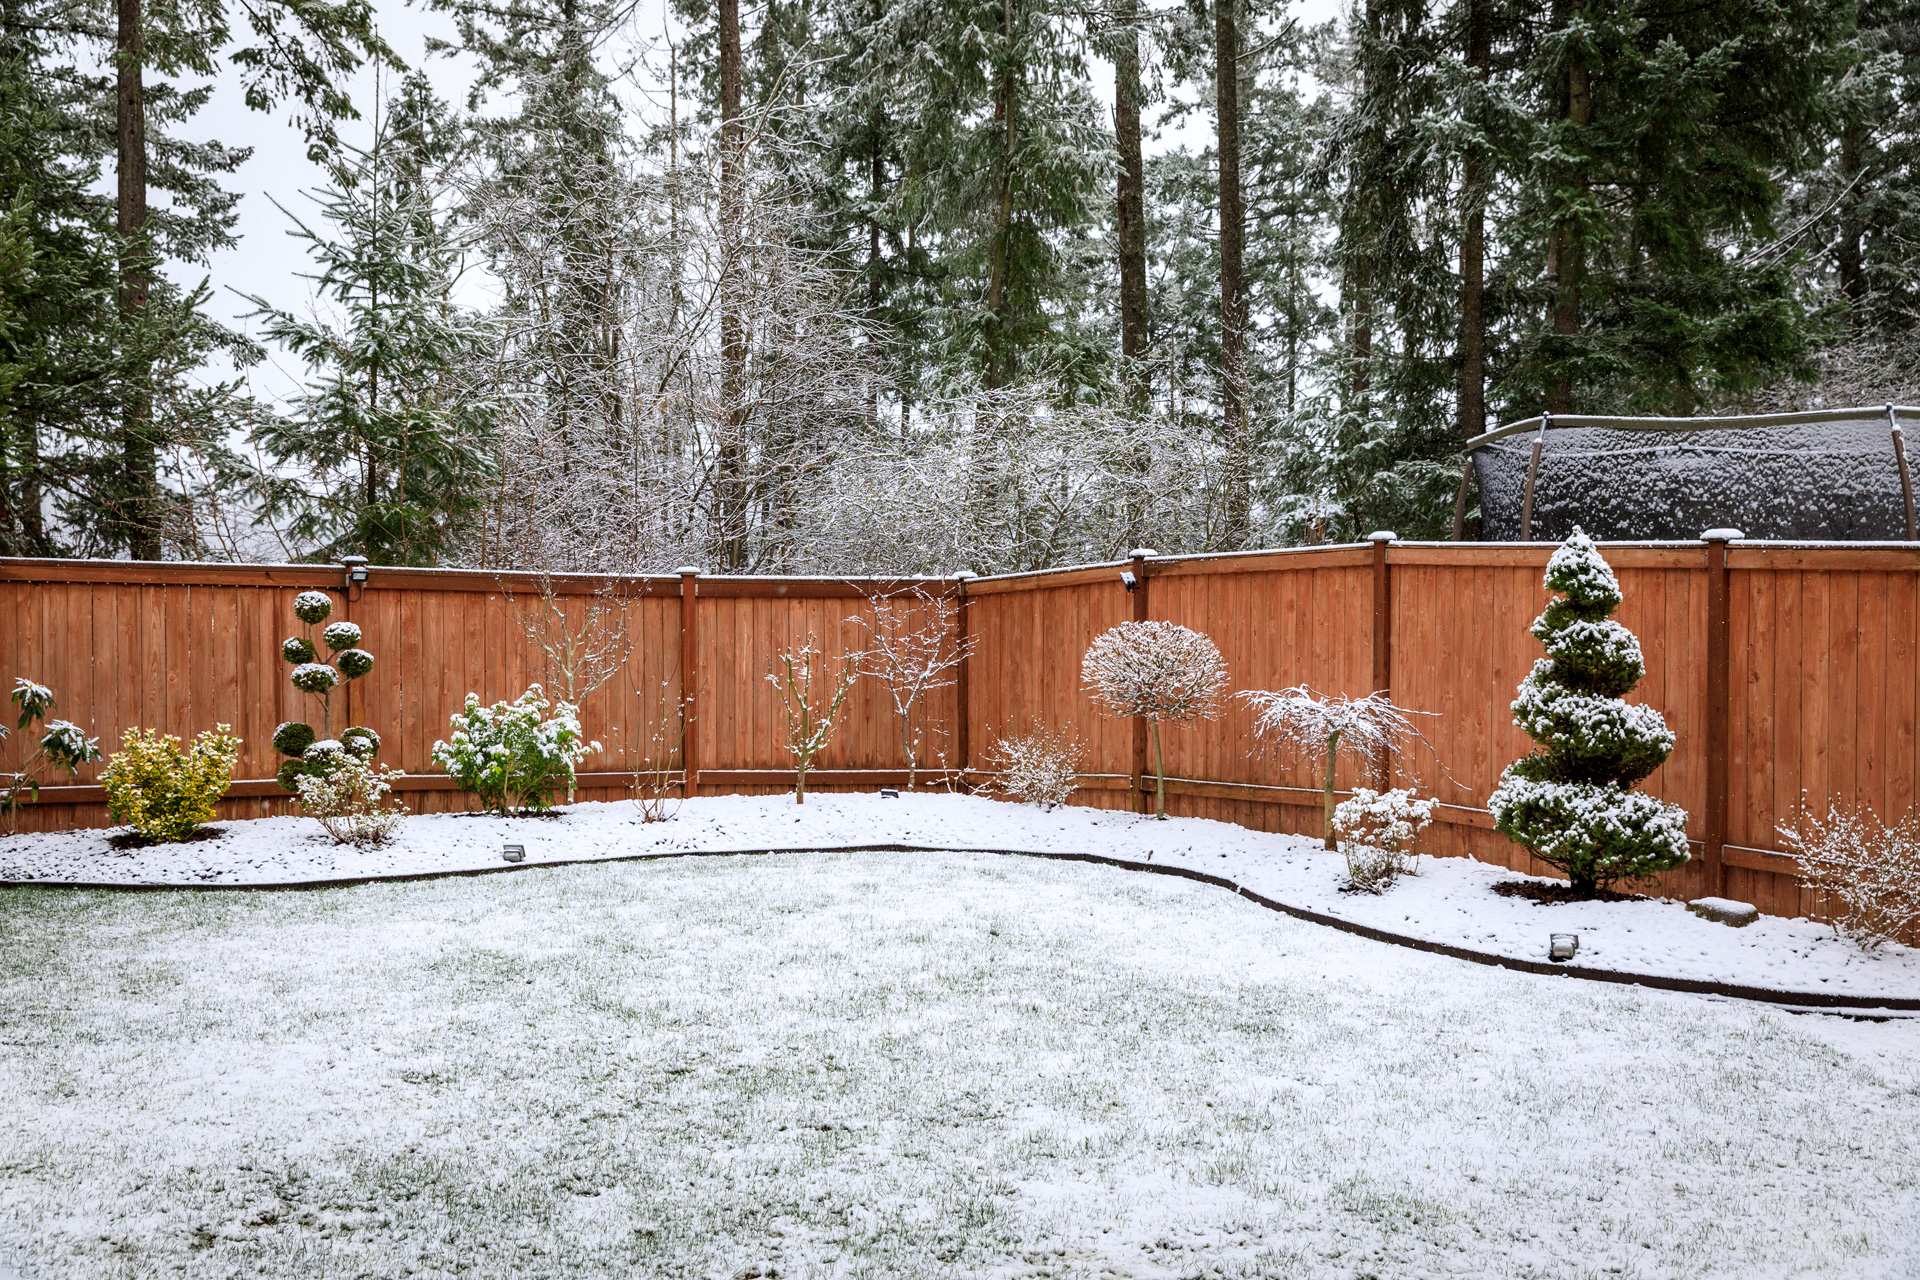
(2, 793), (1914, 1005)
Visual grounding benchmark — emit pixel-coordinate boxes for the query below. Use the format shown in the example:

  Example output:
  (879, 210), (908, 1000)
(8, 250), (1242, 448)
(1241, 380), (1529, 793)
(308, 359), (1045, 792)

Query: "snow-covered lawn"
(4, 794), (1916, 1002)
(2, 843), (1918, 1279)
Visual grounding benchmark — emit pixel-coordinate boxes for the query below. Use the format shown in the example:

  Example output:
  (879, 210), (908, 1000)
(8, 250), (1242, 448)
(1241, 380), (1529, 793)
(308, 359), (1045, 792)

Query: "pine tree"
(244, 74), (498, 566)
(1488, 529), (1690, 896)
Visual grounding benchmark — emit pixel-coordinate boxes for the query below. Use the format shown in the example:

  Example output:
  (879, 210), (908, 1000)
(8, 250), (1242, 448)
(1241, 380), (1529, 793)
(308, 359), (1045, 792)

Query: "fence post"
(954, 572), (974, 789)
(1701, 529), (1740, 897)
(677, 567), (702, 797)
(1128, 548), (1154, 814)
(1369, 531), (1395, 789)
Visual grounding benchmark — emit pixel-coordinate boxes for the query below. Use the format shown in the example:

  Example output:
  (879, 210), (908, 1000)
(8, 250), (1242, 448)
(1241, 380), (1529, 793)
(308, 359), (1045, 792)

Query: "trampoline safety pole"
(1891, 404), (1917, 541)
(1451, 456), (1474, 541)
(1519, 413), (1550, 540)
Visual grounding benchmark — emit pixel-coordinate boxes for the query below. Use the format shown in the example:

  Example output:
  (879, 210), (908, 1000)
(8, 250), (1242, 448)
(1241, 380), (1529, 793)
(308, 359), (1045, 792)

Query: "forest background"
(2, 0), (1918, 573)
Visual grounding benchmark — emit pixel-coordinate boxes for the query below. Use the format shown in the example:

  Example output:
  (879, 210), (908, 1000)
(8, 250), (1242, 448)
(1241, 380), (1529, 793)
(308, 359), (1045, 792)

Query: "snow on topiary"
(1487, 529), (1690, 896)
(1333, 787), (1436, 893)
(1082, 621), (1228, 819)
(431, 685), (599, 815)
(275, 587), (383, 800)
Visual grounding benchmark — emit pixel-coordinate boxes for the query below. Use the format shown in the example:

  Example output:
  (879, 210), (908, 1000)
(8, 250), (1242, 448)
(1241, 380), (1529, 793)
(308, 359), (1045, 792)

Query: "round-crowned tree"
(1082, 621), (1228, 820)
(274, 590), (383, 792)
(1488, 530), (1690, 895)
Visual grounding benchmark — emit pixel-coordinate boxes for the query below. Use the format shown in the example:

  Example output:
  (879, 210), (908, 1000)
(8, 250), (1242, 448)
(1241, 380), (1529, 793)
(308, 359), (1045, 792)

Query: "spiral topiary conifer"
(1488, 530), (1690, 895)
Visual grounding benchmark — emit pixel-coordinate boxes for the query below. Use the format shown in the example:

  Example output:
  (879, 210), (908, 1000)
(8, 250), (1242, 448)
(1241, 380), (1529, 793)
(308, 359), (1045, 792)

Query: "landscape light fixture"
(879, 788), (900, 799)
(502, 843), (526, 863)
(1549, 933), (1579, 961)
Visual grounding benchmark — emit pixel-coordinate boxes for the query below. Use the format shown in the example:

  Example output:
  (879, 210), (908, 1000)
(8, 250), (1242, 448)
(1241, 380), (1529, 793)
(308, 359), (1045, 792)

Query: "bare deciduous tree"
(1239, 685), (1427, 850)
(855, 584), (969, 789)
(767, 633), (861, 804)
(1082, 621), (1229, 819)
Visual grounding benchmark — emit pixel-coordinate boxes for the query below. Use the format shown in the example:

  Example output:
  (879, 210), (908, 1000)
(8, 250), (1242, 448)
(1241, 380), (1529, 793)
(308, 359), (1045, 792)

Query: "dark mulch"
(1491, 879), (1648, 906)
(106, 826), (226, 850)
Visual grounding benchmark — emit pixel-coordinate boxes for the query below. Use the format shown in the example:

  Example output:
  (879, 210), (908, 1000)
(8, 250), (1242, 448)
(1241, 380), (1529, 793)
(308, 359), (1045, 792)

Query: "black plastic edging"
(5, 844), (1916, 1015)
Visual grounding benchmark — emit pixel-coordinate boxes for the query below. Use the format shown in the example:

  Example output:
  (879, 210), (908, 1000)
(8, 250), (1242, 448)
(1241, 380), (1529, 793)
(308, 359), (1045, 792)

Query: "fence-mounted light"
(340, 556), (370, 601)
(1121, 571), (1139, 592)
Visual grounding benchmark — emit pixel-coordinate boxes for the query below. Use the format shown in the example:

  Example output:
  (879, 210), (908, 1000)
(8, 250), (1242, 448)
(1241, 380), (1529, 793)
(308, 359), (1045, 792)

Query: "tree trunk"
(1152, 718), (1166, 819)
(984, 0), (1018, 391)
(116, 0), (158, 560)
(1114, 10), (1151, 549)
(1546, 7), (1589, 417)
(1322, 730), (1341, 850)
(1837, 121), (1865, 327)
(716, 0), (748, 568)
(1215, 0), (1249, 548)
(1458, 0), (1490, 441)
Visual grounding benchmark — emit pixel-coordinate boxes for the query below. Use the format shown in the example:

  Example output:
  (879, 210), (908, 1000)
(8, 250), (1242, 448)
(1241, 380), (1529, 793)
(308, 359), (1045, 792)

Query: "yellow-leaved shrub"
(101, 725), (242, 841)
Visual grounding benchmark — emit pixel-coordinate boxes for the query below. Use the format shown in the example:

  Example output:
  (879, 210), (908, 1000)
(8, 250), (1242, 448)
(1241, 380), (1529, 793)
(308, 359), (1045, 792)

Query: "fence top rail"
(4, 538), (1915, 595)
(1465, 404), (1920, 450)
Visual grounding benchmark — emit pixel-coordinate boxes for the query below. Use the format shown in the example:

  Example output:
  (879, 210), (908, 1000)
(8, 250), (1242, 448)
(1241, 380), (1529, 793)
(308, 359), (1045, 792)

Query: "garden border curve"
(5, 844), (1916, 1016)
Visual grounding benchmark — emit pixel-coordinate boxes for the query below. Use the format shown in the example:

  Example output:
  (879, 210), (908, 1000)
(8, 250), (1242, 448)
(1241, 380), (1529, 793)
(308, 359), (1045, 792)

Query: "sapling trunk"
(796, 762), (807, 804)
(1323, 728), (1342, 850)
(1153, 719), (1166, 819)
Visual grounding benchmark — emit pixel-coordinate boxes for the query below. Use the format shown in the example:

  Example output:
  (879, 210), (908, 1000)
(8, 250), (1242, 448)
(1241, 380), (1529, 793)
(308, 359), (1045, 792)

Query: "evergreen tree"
(1488, 529), (1690, 895)
(244, 74), (498, 565)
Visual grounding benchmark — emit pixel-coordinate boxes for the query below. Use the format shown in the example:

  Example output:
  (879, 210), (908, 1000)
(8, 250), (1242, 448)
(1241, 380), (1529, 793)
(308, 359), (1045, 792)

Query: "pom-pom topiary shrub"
(274, 589), (385, 793)
(1488, 529), (1690, 897)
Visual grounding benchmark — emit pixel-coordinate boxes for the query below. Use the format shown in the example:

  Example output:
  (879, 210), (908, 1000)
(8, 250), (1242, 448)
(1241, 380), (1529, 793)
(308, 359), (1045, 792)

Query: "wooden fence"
(4, 539), (1916, 920)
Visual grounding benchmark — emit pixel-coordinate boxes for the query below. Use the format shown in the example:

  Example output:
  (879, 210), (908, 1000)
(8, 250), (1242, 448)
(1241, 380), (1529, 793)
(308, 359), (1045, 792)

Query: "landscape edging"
(4, 843), (1915, 1015)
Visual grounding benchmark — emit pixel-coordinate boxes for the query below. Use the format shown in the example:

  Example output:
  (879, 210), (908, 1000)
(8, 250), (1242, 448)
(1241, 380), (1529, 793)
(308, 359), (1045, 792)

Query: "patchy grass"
(1, 850), (1915, 1279)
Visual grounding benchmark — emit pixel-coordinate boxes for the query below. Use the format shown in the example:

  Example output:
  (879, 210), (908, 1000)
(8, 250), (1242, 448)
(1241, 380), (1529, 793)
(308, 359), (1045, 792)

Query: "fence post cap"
(1127, 547), (1158, 559)
(1699, 529), (1745, 542)
(674, 565), (704, 576)
(1367, 530), (1398, 543)
(953, 570), (978, 579)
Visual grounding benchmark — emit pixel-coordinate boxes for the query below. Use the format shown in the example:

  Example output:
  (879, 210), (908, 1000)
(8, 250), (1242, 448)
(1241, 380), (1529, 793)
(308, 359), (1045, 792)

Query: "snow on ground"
(0, 848), (1916, 1280)
(2, 793), (1915, 1002)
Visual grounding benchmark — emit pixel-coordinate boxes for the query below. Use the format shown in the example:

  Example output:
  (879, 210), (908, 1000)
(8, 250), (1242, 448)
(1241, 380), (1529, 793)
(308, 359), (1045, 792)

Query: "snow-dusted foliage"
(1779, 799), (1920, 950)
(1239, 685), (1426, 850)
(295, 753), (407, 847)
(1083, 622), (1228, 819)
(99, 725), (241, 842)
(767, 636), (862, 805)
(292, 592), (334, 624)
(289, 662), (340, 694)
(431, 686), (598, 815)
(987, 722), (1084, 811)
(856, 586), (968, 790)
(1488, 529), (1689, 895)
(322, 621), (363, 651)
(1333, 787), (1436, 893)
(276, 591), (382, 797)
(1, 678), (101, 832)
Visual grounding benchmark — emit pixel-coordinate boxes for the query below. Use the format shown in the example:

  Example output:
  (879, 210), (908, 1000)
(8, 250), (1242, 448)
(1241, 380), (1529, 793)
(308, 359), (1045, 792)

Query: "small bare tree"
(509, 575), (633, 802)
(1082, 621), (1229, 819)
(768, 633), (862, 804)
(855, 584), (970, 789)
(632, 680), (684, 824)
(1239, 686), (1428, 850)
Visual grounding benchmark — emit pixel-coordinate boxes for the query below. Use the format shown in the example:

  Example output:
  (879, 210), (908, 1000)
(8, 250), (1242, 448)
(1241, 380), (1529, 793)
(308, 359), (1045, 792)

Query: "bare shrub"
(1778, 798), (1920, 950)
(1333, 787), (1437, 894)
(856, 584), (970, 789)
(1082, 621), (1228, 819)
(296, 755), (407, 847)
(987, 722), (1084, 811)
(631, 679), (683, 824)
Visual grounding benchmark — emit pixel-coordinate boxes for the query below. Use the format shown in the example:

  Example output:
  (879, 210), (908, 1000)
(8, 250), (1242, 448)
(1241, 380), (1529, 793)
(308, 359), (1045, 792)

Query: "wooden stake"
(1703, 531), (1734, 897)
(1130, 549), (1152, 814)
(1451, 457), (1474, 541)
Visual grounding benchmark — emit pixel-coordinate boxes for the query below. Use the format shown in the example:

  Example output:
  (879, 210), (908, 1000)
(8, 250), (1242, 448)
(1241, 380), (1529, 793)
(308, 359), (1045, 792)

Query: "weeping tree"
(1239, 685), (1425, 850)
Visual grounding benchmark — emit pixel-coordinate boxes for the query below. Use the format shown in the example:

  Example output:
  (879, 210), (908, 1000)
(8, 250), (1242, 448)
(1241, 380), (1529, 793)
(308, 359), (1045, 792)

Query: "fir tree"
(1488, 529), (1690, 896)
(244, 74), (498, 566)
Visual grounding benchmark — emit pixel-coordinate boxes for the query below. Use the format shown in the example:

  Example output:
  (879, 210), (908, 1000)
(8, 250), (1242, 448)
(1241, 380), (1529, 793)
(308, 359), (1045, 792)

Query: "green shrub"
(101, 725), (242, 841)
(431, 686), (596, 814)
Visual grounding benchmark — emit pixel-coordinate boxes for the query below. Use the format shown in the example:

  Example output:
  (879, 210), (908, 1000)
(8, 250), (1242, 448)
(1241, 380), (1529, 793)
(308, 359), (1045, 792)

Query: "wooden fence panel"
(4, 546), (1917, 928)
